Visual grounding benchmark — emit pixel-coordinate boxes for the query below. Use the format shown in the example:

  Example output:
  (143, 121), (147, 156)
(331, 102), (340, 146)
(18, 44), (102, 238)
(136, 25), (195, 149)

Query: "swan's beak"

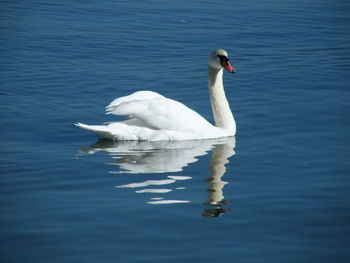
(226, 62), (236, 74)
(220, 56), (236, 74)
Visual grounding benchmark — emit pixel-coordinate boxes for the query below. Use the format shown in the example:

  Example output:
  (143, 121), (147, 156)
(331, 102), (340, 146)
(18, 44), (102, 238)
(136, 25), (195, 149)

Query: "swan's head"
(209, 49), (235, 73)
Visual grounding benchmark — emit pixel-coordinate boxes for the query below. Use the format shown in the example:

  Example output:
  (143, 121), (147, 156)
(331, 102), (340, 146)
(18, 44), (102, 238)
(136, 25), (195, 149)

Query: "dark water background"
(1, 0), (350, 262)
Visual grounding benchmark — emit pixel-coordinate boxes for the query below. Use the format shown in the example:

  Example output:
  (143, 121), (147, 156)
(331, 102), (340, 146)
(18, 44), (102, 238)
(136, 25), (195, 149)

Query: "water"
(1, 0), (350, 262)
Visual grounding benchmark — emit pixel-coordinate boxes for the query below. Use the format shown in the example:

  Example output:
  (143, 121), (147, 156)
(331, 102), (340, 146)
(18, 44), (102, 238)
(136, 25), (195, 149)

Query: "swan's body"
(76, 49), (236, 141)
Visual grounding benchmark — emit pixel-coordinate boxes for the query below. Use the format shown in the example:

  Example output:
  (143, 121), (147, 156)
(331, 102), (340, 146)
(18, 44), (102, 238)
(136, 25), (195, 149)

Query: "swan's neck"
(208, 67), (236, 135)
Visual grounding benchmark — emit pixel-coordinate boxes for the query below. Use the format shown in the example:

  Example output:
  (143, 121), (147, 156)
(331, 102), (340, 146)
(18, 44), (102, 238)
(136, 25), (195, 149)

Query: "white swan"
(76, 49), (236, 141)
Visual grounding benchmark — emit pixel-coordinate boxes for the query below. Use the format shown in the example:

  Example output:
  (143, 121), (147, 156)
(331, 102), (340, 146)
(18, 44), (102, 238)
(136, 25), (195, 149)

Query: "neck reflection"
(202, 143), (235, 218)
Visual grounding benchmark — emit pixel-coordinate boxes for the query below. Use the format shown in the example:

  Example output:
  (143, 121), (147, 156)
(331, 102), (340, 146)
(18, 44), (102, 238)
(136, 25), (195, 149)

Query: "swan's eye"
(217, 55), (229, 61)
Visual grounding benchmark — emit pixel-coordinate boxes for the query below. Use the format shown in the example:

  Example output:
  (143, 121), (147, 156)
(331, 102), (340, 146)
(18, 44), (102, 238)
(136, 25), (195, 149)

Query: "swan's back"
(105, 91), (219, 135)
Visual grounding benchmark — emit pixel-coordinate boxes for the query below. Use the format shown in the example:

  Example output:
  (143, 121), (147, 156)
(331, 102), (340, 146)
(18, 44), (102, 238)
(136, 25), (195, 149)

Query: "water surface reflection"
(79, 137), (235, 217)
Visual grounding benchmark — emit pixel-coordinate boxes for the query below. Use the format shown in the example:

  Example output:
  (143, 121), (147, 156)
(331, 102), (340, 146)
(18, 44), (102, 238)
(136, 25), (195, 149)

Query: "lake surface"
(1, 0), (350, 262)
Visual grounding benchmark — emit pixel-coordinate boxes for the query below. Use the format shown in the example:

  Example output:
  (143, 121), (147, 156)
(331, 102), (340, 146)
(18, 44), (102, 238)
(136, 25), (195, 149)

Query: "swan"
(76, 49), (236, 141)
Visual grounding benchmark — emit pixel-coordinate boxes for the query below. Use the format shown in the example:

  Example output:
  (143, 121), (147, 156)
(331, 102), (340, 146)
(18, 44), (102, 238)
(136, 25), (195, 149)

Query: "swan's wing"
(106, 91), (164, 111)
(106, 91), (214, 133)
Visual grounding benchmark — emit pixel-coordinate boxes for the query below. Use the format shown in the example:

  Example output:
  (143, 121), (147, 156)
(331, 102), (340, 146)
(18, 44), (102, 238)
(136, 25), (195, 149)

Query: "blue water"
(1, 0), (350, 262)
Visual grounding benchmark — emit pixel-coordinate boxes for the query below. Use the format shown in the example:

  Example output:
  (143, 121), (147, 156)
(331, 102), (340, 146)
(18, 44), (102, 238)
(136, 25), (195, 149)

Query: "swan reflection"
(78, 137), (235, 217)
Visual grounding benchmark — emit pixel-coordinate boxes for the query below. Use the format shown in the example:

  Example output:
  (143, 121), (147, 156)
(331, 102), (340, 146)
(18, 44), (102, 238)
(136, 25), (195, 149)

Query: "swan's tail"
(75, 122), (190, 141)
(75, 123), (115, 139)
